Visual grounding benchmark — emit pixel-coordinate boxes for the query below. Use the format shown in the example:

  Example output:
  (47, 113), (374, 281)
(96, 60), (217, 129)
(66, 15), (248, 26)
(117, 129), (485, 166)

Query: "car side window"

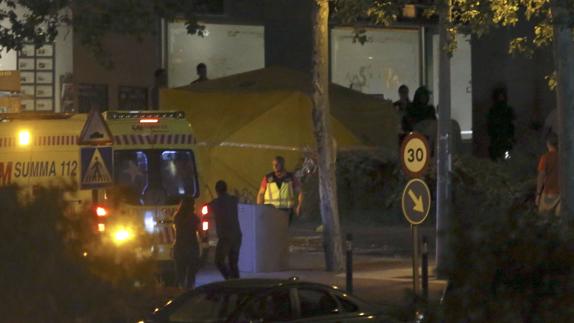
(335, 295), (359, 313)
(241, 289), (293, 322)
(297, 288), (339, 318)
(169, 291), (246, 322)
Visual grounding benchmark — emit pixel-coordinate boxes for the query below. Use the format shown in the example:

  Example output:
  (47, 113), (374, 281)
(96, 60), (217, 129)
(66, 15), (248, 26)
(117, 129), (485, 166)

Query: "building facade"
(0, 1), (552, 155)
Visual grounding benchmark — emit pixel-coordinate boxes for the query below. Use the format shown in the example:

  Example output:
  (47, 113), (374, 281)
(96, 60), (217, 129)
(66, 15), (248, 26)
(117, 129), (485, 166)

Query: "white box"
(238, 204), (289, 273)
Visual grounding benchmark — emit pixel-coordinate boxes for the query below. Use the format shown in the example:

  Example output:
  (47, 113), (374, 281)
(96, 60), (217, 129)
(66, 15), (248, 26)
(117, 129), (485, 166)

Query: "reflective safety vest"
(264, 173), (295, 209)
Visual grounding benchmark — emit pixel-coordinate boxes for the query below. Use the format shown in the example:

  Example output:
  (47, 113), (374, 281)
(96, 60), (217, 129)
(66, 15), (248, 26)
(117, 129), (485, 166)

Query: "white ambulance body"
(0, 111), (201, 263)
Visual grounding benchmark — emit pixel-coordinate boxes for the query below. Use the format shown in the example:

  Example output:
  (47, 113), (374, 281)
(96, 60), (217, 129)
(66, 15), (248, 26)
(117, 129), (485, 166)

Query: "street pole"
(311, 0), (345, 272)
(436, 0), (453, 277)
(551, 0), (574, 221)
(421, 236), (429, 300)
(412, 225), (420, 295)
(346, 233), (353, 294)
(92, 189), (99, 203)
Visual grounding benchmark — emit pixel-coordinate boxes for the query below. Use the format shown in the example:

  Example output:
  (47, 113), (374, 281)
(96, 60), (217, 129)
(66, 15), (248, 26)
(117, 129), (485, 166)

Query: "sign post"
(400, 133), (431, 297)
(400, 132), (430, 178)
(412, 224), (420, 295)
(79, 108), (114, 202)
(80, 147), (113, 190)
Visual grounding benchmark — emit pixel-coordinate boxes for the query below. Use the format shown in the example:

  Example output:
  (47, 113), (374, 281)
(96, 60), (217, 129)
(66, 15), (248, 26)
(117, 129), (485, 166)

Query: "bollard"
(422, 236), (429, 301)
(346, 233), (353, 294)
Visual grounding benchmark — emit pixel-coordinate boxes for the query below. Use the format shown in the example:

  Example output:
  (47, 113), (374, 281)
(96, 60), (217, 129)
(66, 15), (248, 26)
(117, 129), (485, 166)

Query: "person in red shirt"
(536, 133), (560, 216)
(257, 156), (303, 224)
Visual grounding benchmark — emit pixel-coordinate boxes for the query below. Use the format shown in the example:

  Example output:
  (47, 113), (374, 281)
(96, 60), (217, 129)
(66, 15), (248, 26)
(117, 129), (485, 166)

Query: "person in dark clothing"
(487, 87), (515, 161)
(151, 68), (167, 110)
(209, 180), (242, 280)
(403, 86), (436, 132)
(191, 63), (208, 84)
(173, 196), (201, 289)
(394, 85), (411, 136)
(394, 85), (410, 115)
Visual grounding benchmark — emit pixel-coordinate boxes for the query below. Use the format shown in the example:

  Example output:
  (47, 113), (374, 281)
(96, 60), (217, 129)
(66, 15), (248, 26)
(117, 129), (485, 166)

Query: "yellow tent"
(160, 67), (399, 202)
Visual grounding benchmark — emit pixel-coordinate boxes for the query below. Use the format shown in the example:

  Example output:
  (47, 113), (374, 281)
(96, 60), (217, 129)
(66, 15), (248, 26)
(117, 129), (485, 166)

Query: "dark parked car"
(144, 278), (394, 322)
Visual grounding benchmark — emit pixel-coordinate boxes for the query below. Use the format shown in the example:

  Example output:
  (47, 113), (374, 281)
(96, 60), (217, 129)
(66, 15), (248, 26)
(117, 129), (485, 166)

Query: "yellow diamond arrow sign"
(402, 178), (431, 225)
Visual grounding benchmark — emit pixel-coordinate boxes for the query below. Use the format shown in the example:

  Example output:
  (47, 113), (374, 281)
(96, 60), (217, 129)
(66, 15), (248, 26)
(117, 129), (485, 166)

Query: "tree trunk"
(436, 0), (453, 277)
(551, 0), (574, 221)
(311, 0), (344, 272)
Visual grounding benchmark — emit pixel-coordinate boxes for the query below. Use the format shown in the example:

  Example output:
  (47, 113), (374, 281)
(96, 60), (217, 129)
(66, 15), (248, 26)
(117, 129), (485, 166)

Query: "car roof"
(155, 278), (383, 319)
(198, 278), (337, 291)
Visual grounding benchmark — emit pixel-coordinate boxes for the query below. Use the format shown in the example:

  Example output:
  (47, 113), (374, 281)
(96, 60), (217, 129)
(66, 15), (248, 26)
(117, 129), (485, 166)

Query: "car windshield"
(114, 149), (198, 205)
(167, 289), (255, 322)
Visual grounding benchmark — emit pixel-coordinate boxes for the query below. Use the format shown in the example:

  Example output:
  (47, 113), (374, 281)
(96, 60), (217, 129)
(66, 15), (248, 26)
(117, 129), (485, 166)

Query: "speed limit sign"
(400, 132), (430, 177)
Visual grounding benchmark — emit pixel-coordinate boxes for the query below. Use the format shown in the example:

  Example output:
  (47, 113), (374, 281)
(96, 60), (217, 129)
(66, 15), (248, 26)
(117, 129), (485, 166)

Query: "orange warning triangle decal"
(79, 108), (113, 145)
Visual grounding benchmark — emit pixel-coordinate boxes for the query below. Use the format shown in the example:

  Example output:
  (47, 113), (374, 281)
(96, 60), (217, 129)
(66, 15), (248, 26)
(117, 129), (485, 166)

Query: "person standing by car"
(173, 196), (201, 289)
(209, 180), (242, 280)
(257, 156), (303, 224)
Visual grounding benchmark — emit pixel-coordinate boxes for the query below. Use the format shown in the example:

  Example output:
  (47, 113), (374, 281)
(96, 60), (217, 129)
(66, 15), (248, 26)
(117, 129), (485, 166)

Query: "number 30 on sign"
(400, 132), (430, 177)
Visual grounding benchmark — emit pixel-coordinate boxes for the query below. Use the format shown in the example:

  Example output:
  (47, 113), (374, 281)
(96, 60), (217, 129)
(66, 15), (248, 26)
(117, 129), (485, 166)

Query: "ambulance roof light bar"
(140, 118), (159, 124)
(0, 112), (74, 121)
(107, 111), (185, 120)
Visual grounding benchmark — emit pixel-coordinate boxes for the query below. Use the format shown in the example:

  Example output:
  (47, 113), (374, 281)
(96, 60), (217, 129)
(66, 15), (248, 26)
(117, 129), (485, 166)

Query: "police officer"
(209, 180), (242, 280)
(257, 156), (303, 224)
(173, 196), (201, 289)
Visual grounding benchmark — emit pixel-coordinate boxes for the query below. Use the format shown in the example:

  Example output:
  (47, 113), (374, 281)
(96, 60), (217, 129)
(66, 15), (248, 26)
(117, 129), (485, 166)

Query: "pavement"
(193, 224), (447, 309)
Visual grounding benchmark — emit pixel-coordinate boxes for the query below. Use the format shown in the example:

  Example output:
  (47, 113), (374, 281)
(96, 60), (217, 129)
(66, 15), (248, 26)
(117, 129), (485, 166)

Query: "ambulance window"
(161, 150), (197, 201)
(114, 151), (149, 201)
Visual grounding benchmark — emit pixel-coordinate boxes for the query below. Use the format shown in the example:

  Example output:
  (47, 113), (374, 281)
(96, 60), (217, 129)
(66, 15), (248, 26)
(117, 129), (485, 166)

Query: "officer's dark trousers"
(215, 238), (241, 280)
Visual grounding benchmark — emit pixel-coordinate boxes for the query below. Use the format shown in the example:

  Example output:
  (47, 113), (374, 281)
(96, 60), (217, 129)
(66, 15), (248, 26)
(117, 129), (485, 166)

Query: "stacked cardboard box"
(0, 71), (21, 113)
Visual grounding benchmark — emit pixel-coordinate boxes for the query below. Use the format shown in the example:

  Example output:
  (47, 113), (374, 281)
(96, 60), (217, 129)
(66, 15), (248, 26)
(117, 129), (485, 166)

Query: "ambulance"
(0, 110), (206, 271)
